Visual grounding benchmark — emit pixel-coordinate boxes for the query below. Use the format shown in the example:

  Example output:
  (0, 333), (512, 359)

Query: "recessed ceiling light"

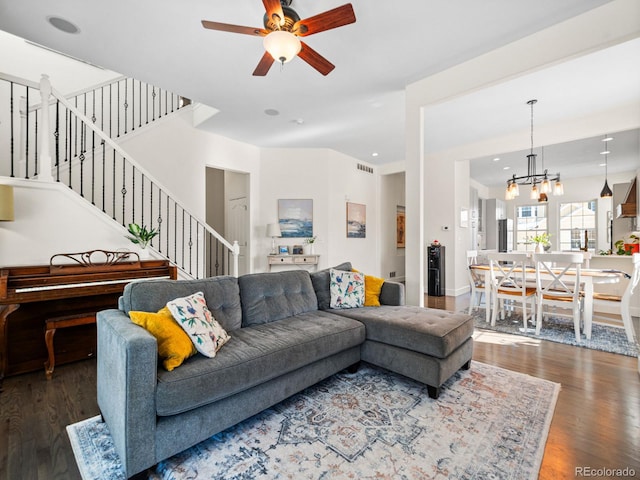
(599, 162), (607, 167)
(371, 152), (379, 157)
(47, 16), (80, 34)
(264, 109), (279, 116)
(492, 157), (500, 162)
(600, 150), (610, 155)
(601, 136), (613, 142)
(503, 166), (510, 170)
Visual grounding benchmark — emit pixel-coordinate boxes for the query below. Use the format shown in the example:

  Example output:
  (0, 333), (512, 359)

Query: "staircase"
(0, 72), (238, 277)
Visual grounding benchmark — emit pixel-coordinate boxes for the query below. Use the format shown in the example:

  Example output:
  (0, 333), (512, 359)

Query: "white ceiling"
(1, 0), (637, 185)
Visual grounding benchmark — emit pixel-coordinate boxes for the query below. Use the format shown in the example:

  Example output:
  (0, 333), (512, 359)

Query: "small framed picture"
(292, 245), (303, 255)
(278, 245), (289, 255)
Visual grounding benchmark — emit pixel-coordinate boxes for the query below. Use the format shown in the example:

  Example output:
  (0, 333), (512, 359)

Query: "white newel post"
(38, 74), (54, 181)
(232, 240), (240, 278)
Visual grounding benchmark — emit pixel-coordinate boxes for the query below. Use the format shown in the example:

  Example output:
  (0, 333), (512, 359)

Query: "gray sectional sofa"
(96, 263), (474, 478)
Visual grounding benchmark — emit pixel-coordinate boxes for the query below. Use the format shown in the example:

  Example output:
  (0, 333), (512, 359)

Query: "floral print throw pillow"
(166, 291), (230, 358)
(330, 269), (365, 309)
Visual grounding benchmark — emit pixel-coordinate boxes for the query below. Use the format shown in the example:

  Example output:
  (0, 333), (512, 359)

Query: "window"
(559, 201), (596, 251)
(516, 204), (547, 252)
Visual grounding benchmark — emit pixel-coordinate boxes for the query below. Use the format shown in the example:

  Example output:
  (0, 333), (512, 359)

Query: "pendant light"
(600, 134), (613, 198)
(504, 99), (563, 199)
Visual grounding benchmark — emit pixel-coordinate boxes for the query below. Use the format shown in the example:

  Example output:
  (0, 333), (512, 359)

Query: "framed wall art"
(278, 199), (313, 238)
(346, 202), (366, 238)
(396, 205), (405, 248)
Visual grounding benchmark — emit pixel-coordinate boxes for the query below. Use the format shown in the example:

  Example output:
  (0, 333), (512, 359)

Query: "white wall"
(0, 179), (141, 266)
(258, 148), (381, 276)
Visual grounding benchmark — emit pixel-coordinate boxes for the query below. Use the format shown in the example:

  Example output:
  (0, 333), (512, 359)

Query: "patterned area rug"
(470, 309), (639, 357)
(68, 362), (559, 480)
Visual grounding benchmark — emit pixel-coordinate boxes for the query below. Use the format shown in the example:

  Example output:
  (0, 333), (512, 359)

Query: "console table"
(268, 254), (319, 271)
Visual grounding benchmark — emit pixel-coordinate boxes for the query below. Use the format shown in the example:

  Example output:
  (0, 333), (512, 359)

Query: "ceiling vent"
(357, 163), (373, 174)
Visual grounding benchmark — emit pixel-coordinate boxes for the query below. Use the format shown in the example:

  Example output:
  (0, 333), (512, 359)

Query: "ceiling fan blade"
(298, 41), (335, 76)
(202, 20), (268, 37)
(293, 4), (356, 37)
(253, 51), (276, 76)
(262, 0), (285, 27)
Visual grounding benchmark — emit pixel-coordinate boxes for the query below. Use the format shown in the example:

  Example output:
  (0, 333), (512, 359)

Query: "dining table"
(470, 263), (626, 340)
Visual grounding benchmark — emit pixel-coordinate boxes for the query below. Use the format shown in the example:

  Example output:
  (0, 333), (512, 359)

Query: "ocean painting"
(346, 202), (366, 238)
(278, 199), (313, 238)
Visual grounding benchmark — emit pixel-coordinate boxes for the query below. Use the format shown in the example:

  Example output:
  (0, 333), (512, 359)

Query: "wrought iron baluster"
(188, 215), (193, 275)
(54, 101), (60, 181)
(101, 141), (106, 212)
(152, 87), (156, 122)
(141, 173), (145, 228)
(121, 157), (127, 225)
(139, 80), (142, 128)
(123, 78), (128, 135)
(74, 96), (78, 158)
(131, 165), (135, 224)
(9, 82), (14, 177)
(25, 88), (29, 179)
(112, 150), (116, 220)
(34, 108), (38, 177)
(91, 91), (97, 204)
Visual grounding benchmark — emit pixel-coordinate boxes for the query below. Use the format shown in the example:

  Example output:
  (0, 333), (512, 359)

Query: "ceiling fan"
(201, 0), (356, 76)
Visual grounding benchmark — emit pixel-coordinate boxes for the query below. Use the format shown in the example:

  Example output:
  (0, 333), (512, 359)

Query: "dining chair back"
(533, 252), (584, 342)
(487, 252), (536, 330)
(592, 252), (639, 343)
(466, 250), (486, 314)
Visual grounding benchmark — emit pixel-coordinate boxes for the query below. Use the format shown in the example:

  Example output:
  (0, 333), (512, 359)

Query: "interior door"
(227, 196), (248, 276)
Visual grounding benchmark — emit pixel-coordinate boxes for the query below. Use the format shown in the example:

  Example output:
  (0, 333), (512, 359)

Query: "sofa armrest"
(96, 309), (158, 477)
(379, 281), (405, 306)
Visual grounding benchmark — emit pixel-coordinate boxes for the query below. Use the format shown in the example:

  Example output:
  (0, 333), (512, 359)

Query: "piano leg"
(0, 303), (20, 391)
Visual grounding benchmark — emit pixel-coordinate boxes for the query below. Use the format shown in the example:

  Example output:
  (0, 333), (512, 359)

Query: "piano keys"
(0, 250), (177, 388)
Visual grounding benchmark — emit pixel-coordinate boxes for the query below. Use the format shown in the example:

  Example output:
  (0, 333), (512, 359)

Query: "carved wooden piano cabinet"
(0, 250), (177, 388)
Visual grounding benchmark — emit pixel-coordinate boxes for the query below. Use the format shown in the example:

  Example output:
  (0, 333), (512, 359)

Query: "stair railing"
(0, 73), (238, 277)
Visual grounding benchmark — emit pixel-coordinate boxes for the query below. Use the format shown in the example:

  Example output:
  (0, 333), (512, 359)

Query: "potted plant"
(530, 232), (551, 253)
(303, 235), (317, 255)
(126, 223), (159, 258)
(614, 233), (639, 255)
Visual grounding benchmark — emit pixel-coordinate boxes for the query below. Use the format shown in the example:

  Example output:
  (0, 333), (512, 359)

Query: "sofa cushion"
(238, 270), (318, 327)
(310, 262), (353, 310)
(166, 292), (230, 358)
(332, 306), (473, 359)
(330, 269), (364, 309)
(154, 311), (365, 416)
(129, 307), (196, 371)
(363, 274), (385, 307)
(120, 276), (242, 332)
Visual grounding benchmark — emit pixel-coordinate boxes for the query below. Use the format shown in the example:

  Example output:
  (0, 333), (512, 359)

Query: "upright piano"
(0, 250), (177, 387)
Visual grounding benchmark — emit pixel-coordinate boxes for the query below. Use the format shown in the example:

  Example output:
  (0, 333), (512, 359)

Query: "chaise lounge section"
(96, 263), (473, 478)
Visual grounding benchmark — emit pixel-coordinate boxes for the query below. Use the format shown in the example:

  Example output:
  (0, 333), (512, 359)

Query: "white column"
(38, 74), (54, 182)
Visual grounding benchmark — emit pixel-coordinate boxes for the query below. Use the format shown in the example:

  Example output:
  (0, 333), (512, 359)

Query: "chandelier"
(505, 99), (564, 200)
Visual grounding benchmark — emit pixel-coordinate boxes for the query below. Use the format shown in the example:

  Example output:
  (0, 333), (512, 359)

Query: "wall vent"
(357, 163), (374, 174)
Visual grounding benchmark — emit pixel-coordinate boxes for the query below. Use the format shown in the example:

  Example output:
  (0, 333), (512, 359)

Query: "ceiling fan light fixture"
(263, 31), (301, 64)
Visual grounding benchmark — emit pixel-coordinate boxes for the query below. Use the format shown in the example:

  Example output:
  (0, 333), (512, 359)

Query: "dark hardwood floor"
(1, 295), (638, 480)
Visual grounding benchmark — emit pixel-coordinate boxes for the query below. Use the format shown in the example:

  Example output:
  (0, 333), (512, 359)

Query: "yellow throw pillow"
(352, 269), (385, 307)
(364, 274), (385, 307)
(130, 307), (197, 371)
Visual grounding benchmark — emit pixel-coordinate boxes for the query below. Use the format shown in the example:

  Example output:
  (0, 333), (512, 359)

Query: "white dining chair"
(487, 252), (536, 330)
(592, 252), (639, 343)
(533, 252), (584, 342)
(466, 250), (486, 314)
